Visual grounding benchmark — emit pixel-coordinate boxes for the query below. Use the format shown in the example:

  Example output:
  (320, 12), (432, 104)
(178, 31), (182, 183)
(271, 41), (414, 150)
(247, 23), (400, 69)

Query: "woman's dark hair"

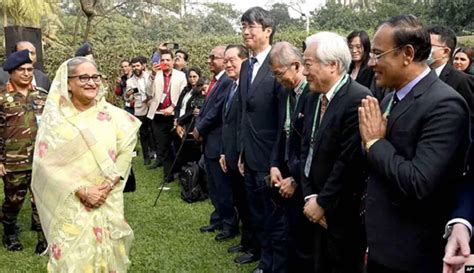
(455, 47), (473, 72)
(347, 30), (371, 72)
(186, 67), (202, 87)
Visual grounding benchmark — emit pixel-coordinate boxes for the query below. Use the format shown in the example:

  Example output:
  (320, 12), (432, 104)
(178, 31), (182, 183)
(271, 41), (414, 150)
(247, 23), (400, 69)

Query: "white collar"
(251, 46), (272, 64)
(434, 63), (447, 77)
(324, 75), (345, 102)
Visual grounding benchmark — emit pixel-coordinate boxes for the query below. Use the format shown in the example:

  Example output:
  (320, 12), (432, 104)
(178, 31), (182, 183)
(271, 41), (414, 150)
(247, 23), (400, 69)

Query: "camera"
(165, 42), (180, 50)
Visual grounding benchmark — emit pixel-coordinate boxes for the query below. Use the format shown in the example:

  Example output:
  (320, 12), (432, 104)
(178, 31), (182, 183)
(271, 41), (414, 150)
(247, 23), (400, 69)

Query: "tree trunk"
(72, 8), (81, 45)
(83, 15), (94, 42)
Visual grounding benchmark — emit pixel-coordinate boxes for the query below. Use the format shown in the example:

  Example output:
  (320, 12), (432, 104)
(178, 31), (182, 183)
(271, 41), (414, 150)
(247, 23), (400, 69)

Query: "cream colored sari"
(31, 59), (140, 273)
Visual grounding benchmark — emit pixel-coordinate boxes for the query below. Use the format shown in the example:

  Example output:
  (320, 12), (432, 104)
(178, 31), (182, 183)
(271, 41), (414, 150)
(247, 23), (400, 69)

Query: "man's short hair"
(426, 25), (457, 57)
(305, 32), (351, 74)
(160, 49), (174, 59)
(175, 49), (188, 61)
(130, 57), (144, 65)
(241, 7), (276, 44)
(138, 56), (147, 64)
(225, 44), (249, 60)
(121, 59), (130, 65)
(379, 14), (431, 62)
(269, 41), (303, 67)
(13, 41), (35, 53)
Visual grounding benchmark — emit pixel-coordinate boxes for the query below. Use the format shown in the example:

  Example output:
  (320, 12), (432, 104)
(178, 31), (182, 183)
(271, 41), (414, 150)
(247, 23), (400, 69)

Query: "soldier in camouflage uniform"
(0, 49), (48, 253)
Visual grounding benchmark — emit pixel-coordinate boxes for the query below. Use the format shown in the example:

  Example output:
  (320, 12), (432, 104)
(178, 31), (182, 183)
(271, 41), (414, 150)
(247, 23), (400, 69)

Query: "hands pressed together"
(358, 96), (387, 148)
(76, 176), (120, 209)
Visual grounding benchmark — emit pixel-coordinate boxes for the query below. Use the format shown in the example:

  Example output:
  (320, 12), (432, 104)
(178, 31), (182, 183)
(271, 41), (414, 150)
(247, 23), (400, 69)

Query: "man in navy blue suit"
(237, 7), (287, 273)
(193, 45), (236, 241)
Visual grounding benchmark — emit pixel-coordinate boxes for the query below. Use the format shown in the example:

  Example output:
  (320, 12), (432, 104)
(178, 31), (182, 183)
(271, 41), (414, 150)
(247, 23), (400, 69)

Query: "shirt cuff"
(444, 218), (472, 238)
(304, 194), (317, 202)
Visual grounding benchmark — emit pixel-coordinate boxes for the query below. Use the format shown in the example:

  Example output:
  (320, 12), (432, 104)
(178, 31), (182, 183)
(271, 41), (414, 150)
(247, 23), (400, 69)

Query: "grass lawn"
(0, 156), (255, 272)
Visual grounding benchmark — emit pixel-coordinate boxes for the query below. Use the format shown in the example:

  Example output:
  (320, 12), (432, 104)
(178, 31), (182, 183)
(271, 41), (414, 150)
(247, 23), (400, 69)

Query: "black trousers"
(151, 114), (174, 180)
(136, 115), (155, 161)
(205, 156), (237, 232)
(228, 168), (256, 251)
(244, 166), (288, 273)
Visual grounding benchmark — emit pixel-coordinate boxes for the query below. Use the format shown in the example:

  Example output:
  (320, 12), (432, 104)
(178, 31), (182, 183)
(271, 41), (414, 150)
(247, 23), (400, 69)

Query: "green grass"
(0, 156), (255, 273)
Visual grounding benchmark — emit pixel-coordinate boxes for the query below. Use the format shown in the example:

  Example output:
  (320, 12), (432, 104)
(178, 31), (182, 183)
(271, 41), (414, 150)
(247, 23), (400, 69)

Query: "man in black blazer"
(238, 7), (287, 273)
(218, 44), (259, 263)
(193, 45), (236, 241)
(0, 41), (51, 92)
(358, 15), (470, 273)
(300, 32), (370, 273)
(427, 26), (474, 119)
(268, 41), (314, 272)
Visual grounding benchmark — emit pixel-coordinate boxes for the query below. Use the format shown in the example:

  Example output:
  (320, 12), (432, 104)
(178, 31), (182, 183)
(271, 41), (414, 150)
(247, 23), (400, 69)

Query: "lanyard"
(384, 93), (396, 115)
(284, 80), (307, 135)
(309, 75), (348, 144)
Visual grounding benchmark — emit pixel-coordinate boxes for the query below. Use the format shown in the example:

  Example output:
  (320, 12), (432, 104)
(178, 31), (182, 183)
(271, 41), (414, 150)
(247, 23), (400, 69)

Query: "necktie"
(206, 76), (217, 99)
(319, 95), (329, 123)
(247, 57), (257, 93)
(226, 82), (238, 110)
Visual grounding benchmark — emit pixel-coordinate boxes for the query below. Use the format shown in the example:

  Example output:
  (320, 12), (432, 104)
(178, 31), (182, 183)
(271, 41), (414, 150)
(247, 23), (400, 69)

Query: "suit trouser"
(228, 168), (257, 251)
(151, 114), (174, 180)
(244, 166), (288, 273)
(204, 156), (237, 232)
(136, 115), (155, 161)
(2, 171), (42, 231)
(286, 189), (314, 273)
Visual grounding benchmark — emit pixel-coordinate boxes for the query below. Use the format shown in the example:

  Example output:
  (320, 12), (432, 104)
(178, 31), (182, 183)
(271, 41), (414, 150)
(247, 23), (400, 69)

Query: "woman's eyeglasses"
(68, 74), (102, 83)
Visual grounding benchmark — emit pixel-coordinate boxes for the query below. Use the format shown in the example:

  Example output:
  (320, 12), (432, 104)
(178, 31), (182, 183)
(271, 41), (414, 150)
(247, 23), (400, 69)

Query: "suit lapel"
(438, 64), (451, 82)
(387, 70), (436, 133)
(248, 56), (270, 96)
(312, 81), (349, 151)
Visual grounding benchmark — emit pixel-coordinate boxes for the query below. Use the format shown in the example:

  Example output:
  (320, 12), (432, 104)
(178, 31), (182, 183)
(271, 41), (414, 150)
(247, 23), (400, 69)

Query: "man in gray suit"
(0, 41), (51, 92)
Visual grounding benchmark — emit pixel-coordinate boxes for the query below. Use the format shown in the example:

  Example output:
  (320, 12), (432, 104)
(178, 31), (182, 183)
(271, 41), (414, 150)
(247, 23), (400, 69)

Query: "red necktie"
(319, 95), (328, 123)
(206, 77), (217, 98)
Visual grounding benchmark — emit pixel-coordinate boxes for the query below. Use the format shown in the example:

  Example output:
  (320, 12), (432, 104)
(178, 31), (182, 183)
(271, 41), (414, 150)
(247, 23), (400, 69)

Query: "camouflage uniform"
(0, 82), (47, 234)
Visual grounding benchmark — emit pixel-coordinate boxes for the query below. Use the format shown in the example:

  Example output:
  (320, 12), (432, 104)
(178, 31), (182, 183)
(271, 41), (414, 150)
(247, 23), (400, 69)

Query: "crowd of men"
(1, 4), (474, 273)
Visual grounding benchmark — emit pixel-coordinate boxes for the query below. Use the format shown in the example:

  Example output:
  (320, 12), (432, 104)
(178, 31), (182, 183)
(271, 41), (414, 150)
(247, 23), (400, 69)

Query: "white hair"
(305, 31), (351, 74)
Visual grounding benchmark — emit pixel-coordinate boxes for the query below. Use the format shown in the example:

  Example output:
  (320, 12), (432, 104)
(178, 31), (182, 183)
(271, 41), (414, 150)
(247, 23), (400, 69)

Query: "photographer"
(173, 67), (205, 168)
(126, 57), (155, 165)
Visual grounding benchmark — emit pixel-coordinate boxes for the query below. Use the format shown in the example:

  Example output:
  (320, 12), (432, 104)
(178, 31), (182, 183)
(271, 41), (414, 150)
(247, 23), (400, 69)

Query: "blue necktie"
(247, 57), (257, 93)
(226, 82), (238, 110)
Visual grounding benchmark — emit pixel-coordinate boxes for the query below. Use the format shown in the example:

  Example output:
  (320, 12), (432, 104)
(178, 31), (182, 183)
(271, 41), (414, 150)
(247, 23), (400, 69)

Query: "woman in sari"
(31, 57), (140, 272)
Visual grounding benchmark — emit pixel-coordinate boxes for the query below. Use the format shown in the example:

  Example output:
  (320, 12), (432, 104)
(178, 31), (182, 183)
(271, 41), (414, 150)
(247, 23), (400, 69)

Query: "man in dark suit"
(238, 7), (287, 273)
(0, 41), (51, 92)
(218, 44), (258, 263)
(268, 41), (314, 272)
(300, 32), (370, 273)
(193, 45), (236, 241)
(426, 26), (474, 118)
(358, 15), (470, 273)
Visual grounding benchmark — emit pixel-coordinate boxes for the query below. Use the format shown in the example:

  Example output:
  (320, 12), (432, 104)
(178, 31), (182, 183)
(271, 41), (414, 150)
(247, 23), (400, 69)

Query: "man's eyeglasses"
(241, 24), (263, 32)
(68, 74), (102, 83)
(369, 46), (402, 62)
(208, 55), (223, 61)
(16, 67), (34, 73)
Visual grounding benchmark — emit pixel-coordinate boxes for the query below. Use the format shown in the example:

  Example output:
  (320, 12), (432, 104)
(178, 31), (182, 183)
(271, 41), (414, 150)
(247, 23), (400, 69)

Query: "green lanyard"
(309, 74), (348, 144)
(284, 80), (307, 135)
(384, 93), (396, 115)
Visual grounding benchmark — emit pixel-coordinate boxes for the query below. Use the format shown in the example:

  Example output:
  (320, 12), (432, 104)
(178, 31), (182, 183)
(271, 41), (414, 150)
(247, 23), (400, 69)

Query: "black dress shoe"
(199, 224), (220, 233)
(228, 244), (244, 253)
(3, 234), (23, 251)
(234, 251), (260, 264)
(252, 268), (264, 273)
(215, 231), (237, 241)
(35, 239), (47, 254)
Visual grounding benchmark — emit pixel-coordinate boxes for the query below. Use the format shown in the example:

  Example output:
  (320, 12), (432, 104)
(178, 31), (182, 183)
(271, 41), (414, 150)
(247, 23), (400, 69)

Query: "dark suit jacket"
(300, 78), (370, 218)
(351, 65), (374, 89)
(221, 81), (241, 170)
(271, 84), (311, 184)
(365, 70), (470, 272)
(239, 55), (286, 172)
(0, 68), (51, 92)
(195, 73), (232, 159)
(439, 63), (474, 119)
